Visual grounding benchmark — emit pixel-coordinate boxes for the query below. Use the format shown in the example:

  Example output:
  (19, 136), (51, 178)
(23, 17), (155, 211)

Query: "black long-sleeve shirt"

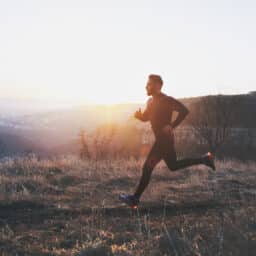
(139, 92), (189, 136)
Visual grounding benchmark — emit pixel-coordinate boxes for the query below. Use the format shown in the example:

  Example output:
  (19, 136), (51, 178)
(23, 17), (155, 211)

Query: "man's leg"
(164, 153), (204, 171)
(134, 142), (162, 199)
(162, 133), (204, 171)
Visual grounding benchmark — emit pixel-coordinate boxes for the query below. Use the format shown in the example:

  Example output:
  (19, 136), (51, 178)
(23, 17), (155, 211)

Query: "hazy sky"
(0, 0), (256, 104)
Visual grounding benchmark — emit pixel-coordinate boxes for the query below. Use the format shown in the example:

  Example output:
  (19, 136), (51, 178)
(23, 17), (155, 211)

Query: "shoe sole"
(119, 194), (139, 209)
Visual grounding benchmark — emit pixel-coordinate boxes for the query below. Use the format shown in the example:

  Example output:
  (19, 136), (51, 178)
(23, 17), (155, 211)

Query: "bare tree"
(190, 95), (238, 154)
(92, 123), (117, 160)
(78, 129), (90, 159)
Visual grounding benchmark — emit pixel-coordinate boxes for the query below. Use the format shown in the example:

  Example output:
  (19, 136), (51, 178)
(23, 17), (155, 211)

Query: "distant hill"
(0, 92), (255, 156)
(0, 103), (143, 149)
(183, 93), (256, 128)
(0, 132), (47, 157)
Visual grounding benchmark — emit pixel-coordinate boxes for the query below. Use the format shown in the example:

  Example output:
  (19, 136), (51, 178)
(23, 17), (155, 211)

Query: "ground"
(0, 155), (255, 255)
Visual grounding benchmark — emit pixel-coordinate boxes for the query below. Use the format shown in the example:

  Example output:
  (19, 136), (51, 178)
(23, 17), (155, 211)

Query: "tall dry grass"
(0, 154), (255, 255)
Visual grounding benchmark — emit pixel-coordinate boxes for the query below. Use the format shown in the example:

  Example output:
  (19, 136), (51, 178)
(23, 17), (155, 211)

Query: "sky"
(0, 0), (256, 105)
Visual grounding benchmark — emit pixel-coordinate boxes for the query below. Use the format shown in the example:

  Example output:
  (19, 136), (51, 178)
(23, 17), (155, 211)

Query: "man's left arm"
(167, 96), (189, 129)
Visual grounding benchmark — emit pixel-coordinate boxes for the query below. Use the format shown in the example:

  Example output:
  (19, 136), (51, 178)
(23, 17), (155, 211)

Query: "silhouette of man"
(119, 74), (215, 208)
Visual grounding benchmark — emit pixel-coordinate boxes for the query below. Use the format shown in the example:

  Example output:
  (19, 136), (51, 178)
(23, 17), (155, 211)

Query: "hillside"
(0, 92), (255, 156)
(0, 156), (255, 255)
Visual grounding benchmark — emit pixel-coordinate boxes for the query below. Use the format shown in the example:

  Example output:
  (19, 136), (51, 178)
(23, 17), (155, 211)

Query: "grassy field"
(0, 155), (255, 255)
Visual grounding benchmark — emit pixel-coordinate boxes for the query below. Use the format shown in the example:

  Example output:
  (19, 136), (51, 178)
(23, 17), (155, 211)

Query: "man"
(119, 74), (215, 208)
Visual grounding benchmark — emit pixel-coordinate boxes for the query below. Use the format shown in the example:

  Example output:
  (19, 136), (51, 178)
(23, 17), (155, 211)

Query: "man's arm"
(134, 98), (151, 122)
(167, 96), (189, 129)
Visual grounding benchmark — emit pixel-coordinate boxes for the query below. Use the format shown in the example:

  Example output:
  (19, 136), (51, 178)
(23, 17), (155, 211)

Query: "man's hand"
(134, 108), (143, 120)
(162, 124), (174, 135)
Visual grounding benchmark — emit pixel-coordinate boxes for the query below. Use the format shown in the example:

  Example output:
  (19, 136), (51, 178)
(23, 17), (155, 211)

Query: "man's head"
(146, 74), (163, 96)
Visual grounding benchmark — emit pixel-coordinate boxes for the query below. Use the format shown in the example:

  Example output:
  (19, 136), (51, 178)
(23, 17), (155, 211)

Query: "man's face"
(146, 79), (161, 96)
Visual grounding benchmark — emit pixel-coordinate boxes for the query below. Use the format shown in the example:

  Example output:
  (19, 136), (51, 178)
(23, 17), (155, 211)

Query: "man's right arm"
(134, 98), (151, 122)
(140, 109), (149, 121)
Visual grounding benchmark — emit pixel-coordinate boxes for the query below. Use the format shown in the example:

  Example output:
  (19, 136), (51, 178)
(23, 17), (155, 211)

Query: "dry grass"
(0, 155), (255, 255)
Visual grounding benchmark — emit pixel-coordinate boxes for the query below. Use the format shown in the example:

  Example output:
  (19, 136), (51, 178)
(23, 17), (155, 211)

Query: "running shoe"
(202, 152), (216, 171)
(119, 194), (140, 209)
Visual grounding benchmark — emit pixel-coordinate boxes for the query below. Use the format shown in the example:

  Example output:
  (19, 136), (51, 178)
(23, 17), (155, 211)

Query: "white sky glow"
(0, 0), (256, 105)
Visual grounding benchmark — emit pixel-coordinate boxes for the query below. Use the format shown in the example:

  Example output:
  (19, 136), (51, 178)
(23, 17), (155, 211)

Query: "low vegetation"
(0, 155), (255, 255)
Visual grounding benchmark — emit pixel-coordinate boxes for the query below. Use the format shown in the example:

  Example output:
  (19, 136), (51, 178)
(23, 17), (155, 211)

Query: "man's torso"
(147, 92), (174, 136)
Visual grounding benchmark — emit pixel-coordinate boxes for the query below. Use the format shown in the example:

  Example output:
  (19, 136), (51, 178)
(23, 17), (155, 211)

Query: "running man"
(119, 74), (215, 208)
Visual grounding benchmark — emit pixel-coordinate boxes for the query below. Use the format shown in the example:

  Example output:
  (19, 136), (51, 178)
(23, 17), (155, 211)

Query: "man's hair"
(148, 74), (163, 86)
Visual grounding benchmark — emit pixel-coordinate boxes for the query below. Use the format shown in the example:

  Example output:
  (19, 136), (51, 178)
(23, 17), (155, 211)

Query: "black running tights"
(134, 133), (203, 198)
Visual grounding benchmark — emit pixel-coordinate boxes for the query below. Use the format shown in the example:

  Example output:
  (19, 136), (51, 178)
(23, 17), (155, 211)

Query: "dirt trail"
(0, 199), (251, 226)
